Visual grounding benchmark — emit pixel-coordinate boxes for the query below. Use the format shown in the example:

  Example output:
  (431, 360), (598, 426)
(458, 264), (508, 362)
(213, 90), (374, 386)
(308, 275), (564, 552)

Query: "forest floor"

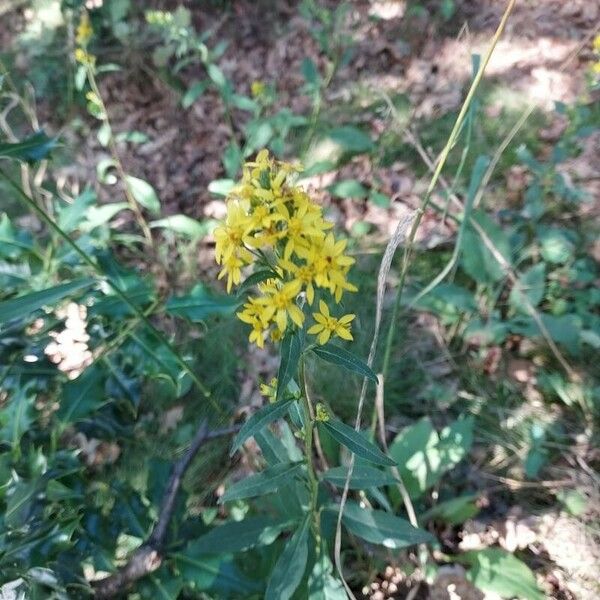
(3, 0), (600, 598)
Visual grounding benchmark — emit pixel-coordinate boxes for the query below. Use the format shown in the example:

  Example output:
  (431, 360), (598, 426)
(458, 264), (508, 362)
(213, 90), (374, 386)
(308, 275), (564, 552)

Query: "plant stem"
(84, 65), (154, 246)
(381, 0), (517, 379)
(298, 356), (321, 542)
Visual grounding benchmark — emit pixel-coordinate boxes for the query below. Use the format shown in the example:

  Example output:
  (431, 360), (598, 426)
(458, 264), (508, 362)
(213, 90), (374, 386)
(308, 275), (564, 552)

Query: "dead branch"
(92, 421), (240, 599)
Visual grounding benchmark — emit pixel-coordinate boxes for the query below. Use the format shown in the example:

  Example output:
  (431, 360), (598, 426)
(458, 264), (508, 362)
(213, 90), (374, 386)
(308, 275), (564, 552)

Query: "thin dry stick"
(334, 1), (517, 593)
(333, 213), (415, 599)
(403, 130), (579, 381)
(92, 421), (239, 599)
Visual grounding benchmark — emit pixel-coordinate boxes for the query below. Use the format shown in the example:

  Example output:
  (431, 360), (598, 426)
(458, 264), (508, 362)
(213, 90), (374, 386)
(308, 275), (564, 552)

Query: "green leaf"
(0, 278), (95, 323)
(236, 269), (279, 296)
(308, 550), (347, 599)
(223, 141), (242, 178)
(327, 126), (374, 153)
(421, 495), (479, 525)
(166, 283), (240, 322)
(322, 465), (397, 489)
(125, 175), (161, 215)
(461, 210), (511, 283)
(276, 331), (302, 400)
(56, 363), (106, 423)
(265, 515), (310, 600)
(312, 343), (377, 383)
(462, 549), (544, 600)
(207, 63), (227, 89)
(0, 386), (34, 449)
(188, 515), (292, 554)
(338, 501), (434, 549)
(182, 79), (209, 108)
(538, 227), (575, 264)
(208, 178), (235, 196)
(320, 420), (395, 467)
(149, 215), (209, 238)
(83, 203), (130, 230)
(0, 131), (56, 162)
(230, 399), (296, 456)
(328, 179), (368, 199)
(301, 57), (320, 86)
(509, 263), (546, 313)
(220, 462), (304, 503)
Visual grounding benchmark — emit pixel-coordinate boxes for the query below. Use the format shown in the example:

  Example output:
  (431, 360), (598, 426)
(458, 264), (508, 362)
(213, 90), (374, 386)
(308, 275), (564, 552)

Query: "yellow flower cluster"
(76, 12), (93, 47)
(74, 12), (95, 67)
(214, 150), (357, 348)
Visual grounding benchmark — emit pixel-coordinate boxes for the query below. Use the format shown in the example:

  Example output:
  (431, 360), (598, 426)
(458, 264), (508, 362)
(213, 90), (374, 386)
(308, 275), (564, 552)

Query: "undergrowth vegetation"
(0, 1), (599, 598)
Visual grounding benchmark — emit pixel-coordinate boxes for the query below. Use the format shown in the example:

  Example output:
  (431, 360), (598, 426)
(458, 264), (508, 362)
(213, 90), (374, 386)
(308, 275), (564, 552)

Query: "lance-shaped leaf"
(265, 515), (310, 600)
(0, 278), (95, 323)
(230, 399), (296, 456)
(322, 465), (397, 489)
(337, 501), (434, 549)
(320, 419), (395, 466)
(276, 330), (302, 400)
(220, 462), (304, 503)
(188, 515), (293, 555)
(312, 343), (377, 383)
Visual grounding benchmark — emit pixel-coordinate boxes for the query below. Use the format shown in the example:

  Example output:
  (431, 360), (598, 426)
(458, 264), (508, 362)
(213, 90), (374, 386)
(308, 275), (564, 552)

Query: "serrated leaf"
(125, 175), (161, 215)
(220, 462), (304, 503)
(276, 331), (302, 400)
(188, 515), (292, 554)
(312, 343), (377, 382)
(0, 278), (95, 323)
(265, 515), (310, 600)
(166, 283), (240, 322)
(320, 420), (395, 467)
(230, 399), (296, 455)
(463, 549), (544, 600)
(337, 501), (433, 549)
(322, 465), (397, 489)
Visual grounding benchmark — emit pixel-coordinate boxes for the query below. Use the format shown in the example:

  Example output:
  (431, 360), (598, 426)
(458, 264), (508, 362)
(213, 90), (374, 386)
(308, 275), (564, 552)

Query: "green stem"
(381, 0), (516, 379)
(298, 356), (321, 542)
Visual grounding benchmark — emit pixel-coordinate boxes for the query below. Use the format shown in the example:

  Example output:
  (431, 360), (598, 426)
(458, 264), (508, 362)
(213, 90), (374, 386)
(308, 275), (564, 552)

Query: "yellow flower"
(260, 377), (278, 402)
(308, 300), (355, 345)
(251, 80), (266, 97)
(255, 280), (304, 333)
(237, 298), (269, 347)
(74, 48), (96, 67)
(212, 149), (357, 348)
(594, 34), (600, 53)
(76, 12), (93, 47)
(297, 233), (357, 302)
(315, 403), (330, 422)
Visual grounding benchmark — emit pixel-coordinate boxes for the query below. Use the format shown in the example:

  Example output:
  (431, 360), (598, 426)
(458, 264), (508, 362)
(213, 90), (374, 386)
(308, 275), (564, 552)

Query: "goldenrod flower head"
(307, 300), (355, 345)
(251, 80), (266, 98)
(594, 34), (600, 53)
(74, 48), (96, 67)
(260, 377), (278, 403)
(315, 403), (330, 422)
(76, 12), (93, 47)
(213, 150), (357, 347)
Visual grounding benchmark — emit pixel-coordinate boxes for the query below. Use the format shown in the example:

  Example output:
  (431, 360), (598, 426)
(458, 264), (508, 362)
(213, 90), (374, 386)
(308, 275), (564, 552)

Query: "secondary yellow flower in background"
(213, 150), (357, 346)
(76, 12), (93, 47)
(307, 301), (355, 345)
